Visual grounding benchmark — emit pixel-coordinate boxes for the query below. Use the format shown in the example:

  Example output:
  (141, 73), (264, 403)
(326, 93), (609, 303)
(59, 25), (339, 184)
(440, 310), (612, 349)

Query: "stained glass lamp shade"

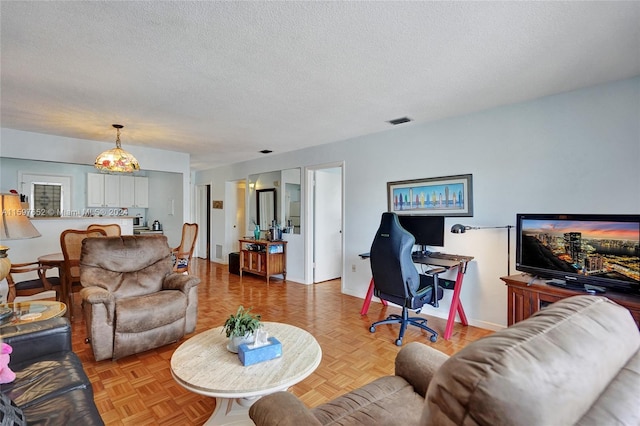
(94, 124), (140, 173)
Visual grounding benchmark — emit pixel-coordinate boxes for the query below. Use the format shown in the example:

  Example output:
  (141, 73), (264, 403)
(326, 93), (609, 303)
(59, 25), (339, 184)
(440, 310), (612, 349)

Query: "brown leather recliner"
(79, 235), (200, 361)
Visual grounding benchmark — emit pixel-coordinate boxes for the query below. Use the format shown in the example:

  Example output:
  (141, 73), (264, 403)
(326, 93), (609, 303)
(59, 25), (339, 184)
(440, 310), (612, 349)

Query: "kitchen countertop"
(133, 227), (164, 234)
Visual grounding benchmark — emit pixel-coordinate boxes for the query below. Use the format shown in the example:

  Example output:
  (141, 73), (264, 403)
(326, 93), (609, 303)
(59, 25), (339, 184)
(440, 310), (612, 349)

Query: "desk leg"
(360, 278), (387, 315)
(443, 267), (468, 340)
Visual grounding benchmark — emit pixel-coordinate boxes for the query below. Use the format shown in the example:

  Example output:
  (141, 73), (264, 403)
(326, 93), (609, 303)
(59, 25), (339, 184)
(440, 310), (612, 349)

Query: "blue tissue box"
(238, 337), (282, 366)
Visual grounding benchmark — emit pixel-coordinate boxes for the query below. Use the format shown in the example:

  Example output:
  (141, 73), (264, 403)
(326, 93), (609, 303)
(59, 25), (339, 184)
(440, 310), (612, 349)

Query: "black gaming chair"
(369, 212), (444, 346)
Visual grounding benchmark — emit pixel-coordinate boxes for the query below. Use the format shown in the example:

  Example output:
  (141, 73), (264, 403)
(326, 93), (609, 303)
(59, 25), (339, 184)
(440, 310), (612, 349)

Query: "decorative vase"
(253, 225), (260, 240)
(227, 334), (255, 353)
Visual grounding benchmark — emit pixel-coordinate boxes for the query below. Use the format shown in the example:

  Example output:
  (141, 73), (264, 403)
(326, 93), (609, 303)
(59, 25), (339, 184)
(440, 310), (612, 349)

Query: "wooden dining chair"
(87, 223), (121, 236)
(60, 228), (107, 316)
(173, 223), (198, 274)
(5, 261), (61, 302)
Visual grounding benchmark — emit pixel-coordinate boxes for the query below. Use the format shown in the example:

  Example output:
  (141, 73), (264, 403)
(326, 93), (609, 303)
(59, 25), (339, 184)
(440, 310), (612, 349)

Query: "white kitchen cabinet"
(103, 175), (120, 207)
(87, 173), (105, 207)
(119, 176), (135, 208)
(88, 173), (148, 208)
(87, 173), (120, 207)
(133, 176), (149, 208)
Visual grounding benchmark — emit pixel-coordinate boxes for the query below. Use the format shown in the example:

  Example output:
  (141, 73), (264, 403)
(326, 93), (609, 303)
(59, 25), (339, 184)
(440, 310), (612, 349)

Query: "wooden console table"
(239, 239), (287, 284)
(501, 274), (640, 328)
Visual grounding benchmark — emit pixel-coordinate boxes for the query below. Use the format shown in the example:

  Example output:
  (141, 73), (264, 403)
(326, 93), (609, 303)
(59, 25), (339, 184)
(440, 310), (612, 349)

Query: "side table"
(0, 301), (67, 327)
(239, 239), (287, 284)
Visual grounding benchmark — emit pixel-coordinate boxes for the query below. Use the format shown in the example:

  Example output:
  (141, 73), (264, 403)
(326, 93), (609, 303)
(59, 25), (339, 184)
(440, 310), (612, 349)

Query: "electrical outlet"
(351, 264), (356, 272)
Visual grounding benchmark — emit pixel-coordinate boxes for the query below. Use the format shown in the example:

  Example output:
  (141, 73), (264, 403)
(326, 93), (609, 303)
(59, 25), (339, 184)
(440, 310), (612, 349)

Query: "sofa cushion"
(424, 296), (640, 425)
(311, 375), (425, 425)
(1, 349), (103, 425)
(2, 351), (90, 409)
(19, 387), (103, 426)
(115, 291), (187, 333)
(575, 350), (640, 425)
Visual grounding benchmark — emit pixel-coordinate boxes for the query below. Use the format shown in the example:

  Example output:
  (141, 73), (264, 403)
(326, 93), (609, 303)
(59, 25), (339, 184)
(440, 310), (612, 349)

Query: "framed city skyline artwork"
(387, 174), (473, 217)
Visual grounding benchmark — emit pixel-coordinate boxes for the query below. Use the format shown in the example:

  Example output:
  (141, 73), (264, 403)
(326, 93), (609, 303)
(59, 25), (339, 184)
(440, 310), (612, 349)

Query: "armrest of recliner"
(395, 342), (449, 397)
(80, 286), (115, 305)
(80, 286), (115, 322)
(162, 273), (201, 293)
(249, 391), (322, 426)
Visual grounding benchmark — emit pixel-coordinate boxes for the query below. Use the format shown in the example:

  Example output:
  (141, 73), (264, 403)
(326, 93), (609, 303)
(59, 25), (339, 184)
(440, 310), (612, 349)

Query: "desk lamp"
(451, 224), (513, 275)
(0, 193), (41, 281)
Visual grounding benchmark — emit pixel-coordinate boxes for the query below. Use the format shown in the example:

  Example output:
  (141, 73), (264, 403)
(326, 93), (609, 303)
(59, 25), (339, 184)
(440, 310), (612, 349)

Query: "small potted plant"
(223, 306), (262, 353)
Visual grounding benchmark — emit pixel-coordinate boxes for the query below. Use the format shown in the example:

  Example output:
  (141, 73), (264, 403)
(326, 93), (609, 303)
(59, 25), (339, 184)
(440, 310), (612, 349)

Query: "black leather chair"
(369, 212), (444, 346)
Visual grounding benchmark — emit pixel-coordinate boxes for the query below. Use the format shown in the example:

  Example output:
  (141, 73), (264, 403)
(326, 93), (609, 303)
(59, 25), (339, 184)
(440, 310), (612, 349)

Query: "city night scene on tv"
(520, 219), (640, 284)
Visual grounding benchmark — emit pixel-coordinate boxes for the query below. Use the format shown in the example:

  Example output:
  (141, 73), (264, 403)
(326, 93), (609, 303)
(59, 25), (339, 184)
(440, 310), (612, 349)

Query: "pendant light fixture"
(94, 124), (140, 173)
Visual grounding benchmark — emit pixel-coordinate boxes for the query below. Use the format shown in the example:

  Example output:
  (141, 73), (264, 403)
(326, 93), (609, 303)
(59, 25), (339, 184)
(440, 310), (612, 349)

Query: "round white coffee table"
(171, 322), (322, 425)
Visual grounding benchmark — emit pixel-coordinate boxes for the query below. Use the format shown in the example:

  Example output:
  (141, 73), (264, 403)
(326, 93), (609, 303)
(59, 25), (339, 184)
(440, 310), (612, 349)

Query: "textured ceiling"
(1, 1), (639, 171)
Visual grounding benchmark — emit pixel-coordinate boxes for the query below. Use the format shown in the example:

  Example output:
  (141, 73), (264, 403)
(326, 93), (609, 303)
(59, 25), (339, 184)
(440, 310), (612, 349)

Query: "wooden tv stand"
(501, 274), (640, 328)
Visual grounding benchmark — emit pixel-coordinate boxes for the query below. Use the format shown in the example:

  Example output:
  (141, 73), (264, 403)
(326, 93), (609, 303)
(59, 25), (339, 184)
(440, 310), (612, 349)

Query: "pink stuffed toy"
(0, 342), (16, 384)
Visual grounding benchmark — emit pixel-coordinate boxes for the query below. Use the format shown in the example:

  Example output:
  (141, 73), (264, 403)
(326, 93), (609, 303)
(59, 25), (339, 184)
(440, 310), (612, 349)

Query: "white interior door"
(226, 180), (245, 254)
(234, 181), (245, 251)
(313, 167), (343, 283)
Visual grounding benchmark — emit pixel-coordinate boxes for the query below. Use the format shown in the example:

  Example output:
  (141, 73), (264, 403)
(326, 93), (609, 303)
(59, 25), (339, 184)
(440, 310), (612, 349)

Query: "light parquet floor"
(69, 258), (493, 425)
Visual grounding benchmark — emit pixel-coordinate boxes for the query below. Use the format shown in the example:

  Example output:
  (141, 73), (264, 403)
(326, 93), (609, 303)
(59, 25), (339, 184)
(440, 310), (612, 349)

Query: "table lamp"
(0, 193), (41, 281)
(451, 223), (513, 275)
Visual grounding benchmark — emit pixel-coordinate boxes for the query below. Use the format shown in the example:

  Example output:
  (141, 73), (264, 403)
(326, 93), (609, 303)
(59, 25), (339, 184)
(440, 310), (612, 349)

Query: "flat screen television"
(516, 213), (640, 294)
(397, 215), (445, 248)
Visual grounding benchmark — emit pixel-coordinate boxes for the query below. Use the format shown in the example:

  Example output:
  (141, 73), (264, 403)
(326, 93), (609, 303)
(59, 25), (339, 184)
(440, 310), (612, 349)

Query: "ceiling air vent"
(387, 117), (412, 125)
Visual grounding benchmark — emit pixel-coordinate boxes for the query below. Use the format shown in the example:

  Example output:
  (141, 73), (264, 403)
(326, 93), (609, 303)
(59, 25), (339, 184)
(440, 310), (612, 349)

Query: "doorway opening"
(195, 184), (211, 260)
(306, 163), (344, 286)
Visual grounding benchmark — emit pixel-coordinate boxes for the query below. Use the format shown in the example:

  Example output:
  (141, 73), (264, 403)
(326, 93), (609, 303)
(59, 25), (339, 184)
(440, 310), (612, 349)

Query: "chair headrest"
(81, 235), (171, 273)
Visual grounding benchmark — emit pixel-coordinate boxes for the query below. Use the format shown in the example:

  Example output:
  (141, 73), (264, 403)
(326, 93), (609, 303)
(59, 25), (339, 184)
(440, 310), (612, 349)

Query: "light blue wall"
(0, 128), (192, 223)
(195, 76), (640, 329)
(0, 157), (148, 211)
(1, 157), (90, 208)
(0, 158), (185, 245)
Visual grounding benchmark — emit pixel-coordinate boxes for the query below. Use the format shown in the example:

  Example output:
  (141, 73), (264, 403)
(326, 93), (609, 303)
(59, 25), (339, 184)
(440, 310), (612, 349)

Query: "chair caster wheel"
(395, 339), (403, 346)
(369, 326), (376, 333)
(430, 335), (437, 343)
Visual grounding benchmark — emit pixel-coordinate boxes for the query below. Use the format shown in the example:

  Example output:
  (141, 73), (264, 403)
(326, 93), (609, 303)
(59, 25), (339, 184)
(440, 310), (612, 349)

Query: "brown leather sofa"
(249, 295), (640, 425)
(80, 235), (200, 361)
